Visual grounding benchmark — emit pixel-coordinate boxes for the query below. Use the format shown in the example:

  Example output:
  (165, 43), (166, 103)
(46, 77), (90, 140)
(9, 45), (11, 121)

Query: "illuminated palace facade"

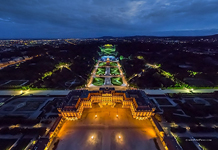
(58, 88), (155, 120)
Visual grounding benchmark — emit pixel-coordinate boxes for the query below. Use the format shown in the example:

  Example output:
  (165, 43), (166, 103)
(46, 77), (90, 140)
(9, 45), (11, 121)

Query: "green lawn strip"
(99, 62), (106, 66)
(110, 62), (117, 66)
(110, 68), (120, 75)
(92, 78), (105, 86)
(111, 77), (123, 86)
(96, 68), (106, 75)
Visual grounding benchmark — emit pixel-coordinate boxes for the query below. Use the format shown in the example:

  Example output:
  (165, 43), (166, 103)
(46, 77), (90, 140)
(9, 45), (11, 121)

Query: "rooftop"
(64, 89), (155, 111)
(126, 90), (151, 106)
(32, 138), (49, 150)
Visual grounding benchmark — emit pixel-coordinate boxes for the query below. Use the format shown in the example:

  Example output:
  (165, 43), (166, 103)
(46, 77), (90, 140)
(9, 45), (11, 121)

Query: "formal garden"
(92, 77), (105, 86)
(96, 68), (106, 75)
(111, 77), (123, 86)
(110, 62), (117, 66)
(110, 68), (120, 75)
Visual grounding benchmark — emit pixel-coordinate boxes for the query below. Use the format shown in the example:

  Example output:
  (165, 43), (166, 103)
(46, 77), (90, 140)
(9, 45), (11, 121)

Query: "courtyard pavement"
(56, 104), (162, 150)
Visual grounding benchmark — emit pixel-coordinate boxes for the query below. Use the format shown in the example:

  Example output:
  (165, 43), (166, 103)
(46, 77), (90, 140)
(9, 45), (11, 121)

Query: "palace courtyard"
(56, 104), (162, 150)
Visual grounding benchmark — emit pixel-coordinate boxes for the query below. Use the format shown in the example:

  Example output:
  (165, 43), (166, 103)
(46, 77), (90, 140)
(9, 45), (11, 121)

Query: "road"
(142, 88), (218, 95)
(0, 88), (217, 96)
(0, 56), (36, 70)
(0, 90), (71, 96)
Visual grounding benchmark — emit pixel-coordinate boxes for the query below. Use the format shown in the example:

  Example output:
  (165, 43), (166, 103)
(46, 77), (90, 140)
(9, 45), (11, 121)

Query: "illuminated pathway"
(0, 88), (217, 96)
(105, 67), (110, 76)
(86, 45), (128, 90)
(117, 61), (128, 86)
(0, 56), (36, 70)
(87, 59), (128, 91)
(104, 77), (112, 85)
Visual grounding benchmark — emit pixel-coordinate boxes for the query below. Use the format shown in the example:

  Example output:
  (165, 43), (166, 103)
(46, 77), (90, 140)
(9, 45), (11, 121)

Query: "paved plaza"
(56, 104), (160, 150)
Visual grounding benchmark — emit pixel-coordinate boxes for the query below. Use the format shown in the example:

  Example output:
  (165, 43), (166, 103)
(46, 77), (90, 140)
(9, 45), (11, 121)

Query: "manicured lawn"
(98, 62), (106, 66)
(110, 62), (117, 66)
(110, 68), (120, 75)
(111, 77), (123, 86)
(92, 78), (105, 86)
(96, 68), (106, 75)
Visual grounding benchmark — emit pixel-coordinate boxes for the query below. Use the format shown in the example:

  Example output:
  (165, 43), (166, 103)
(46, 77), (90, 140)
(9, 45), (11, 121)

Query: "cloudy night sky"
(0, 0), (218, 39)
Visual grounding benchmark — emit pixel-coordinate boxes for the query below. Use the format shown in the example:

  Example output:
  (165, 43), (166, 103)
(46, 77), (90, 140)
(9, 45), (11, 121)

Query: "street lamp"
(95, 115), (97, 118)
(116, 114), (118, 118)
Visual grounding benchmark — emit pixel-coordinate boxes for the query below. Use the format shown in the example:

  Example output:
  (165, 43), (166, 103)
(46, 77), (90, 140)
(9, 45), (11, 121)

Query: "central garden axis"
(87, 44), (128, 91)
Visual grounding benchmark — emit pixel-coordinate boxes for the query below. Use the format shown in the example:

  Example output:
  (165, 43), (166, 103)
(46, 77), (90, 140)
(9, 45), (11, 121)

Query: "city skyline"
(0, 0), (218, 39)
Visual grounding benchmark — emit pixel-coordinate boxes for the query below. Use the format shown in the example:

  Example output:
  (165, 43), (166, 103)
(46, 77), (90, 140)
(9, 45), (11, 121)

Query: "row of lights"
(94, 114), (119, 118)
(91, 135), (122, 140)
(20, 89), (30, 94)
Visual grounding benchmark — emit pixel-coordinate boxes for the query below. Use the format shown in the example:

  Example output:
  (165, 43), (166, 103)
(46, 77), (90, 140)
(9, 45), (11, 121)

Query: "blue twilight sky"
(0, 0), (218, 39)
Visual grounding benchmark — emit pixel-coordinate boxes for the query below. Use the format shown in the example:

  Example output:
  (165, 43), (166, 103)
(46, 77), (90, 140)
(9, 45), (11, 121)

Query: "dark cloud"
(0, 0), (218, 38)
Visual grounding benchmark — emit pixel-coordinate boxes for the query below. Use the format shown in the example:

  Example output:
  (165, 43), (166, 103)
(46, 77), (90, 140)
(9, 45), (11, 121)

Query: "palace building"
(58, 88), (156, 121)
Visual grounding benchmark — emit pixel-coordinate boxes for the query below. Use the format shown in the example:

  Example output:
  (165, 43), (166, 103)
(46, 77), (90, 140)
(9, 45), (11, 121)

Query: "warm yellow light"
(91, 136), (94, 139)
(146, 128), (157, 138)
(26, 89), (30, 93)
(119, 135), (121, 139)
(95, 115), (97, 118)
(116, 115), (118, 118)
